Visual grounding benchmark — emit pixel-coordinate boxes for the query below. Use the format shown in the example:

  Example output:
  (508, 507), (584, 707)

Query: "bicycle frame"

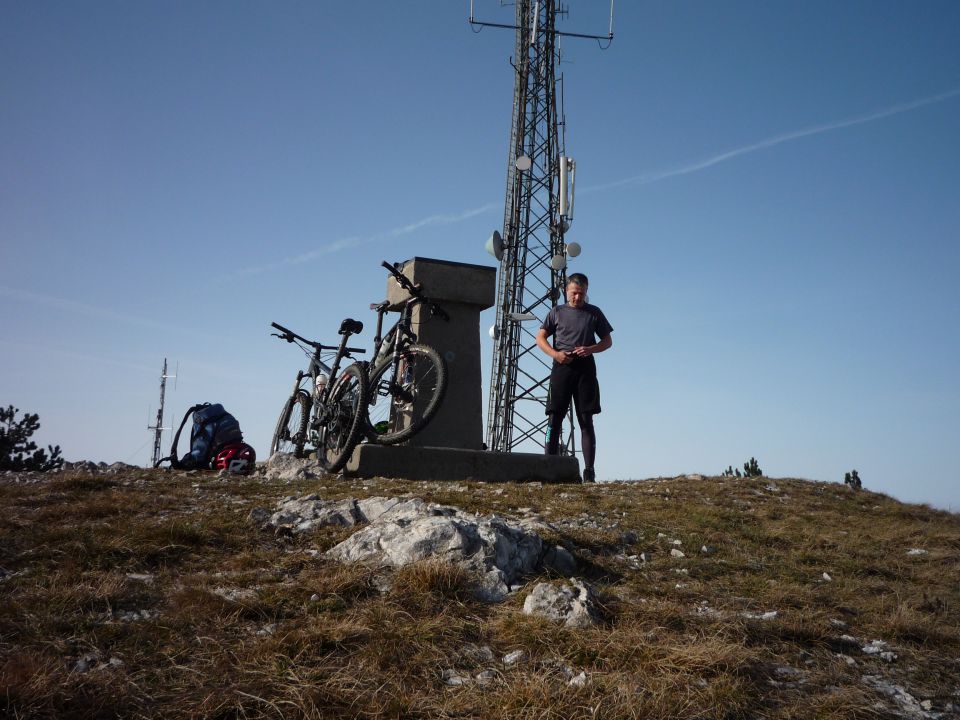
(368, 261), (449, 382)
(271, 321), (365, 441)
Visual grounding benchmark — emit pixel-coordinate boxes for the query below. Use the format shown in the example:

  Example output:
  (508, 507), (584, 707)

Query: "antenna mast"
(472, 1), (613, 454)
(147, 358), (175, 467)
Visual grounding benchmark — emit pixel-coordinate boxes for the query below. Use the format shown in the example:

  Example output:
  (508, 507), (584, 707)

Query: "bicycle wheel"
(317, 362), (368, 473)
(363, 343), (447, 445)
(271, 390), (309, 457)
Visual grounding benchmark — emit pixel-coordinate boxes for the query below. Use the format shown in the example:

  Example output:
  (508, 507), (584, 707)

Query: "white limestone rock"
(264, 453), (323, 481)
(522, 578), (601, 628)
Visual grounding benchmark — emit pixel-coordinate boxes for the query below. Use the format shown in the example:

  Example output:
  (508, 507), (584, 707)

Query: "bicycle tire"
(271, 389), (310, 458)
(363, 343), (447, 445)
(317, 362), (368, 473)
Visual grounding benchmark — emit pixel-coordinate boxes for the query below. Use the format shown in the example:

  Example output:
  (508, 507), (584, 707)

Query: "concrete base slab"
(345, 443), (581, 483)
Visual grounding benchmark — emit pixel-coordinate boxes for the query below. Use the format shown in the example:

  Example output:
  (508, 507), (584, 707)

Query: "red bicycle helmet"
(212, 442), (256, 475)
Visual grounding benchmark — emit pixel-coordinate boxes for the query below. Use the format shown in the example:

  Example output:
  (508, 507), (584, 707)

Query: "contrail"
(582, 87), (960, 193)
(0, 285), (217, 340)
(232, 202), (499, 278)
(0, 338), (159, 375)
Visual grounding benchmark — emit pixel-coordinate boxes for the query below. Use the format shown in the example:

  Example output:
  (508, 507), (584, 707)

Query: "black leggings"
(546, 411), (596, 471)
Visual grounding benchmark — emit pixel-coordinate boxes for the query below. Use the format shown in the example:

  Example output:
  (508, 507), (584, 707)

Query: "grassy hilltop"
(1, 468), (958, 719)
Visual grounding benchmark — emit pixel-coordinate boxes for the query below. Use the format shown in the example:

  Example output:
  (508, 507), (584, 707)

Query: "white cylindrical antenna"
(531, 1), (540, 45)
(559, 156), (575, 218)
(559, 157), (568, 217)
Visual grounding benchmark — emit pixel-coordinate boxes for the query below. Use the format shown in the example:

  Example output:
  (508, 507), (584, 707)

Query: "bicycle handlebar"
(270, 322), (365, 354)
(381, 260), (421, 295)
(379, 261), (450, 322)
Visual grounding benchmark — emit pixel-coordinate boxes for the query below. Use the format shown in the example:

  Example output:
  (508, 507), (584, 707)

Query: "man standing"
(536, 273), (613, 482)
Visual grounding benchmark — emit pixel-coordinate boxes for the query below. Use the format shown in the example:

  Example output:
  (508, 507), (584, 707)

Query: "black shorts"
(546, 356), (601, 416)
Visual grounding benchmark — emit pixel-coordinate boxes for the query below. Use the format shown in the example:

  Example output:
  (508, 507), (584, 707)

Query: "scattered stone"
(694, 601), (718, 617)
(861, 639), (897, 662)
(742, 611), (778, 621)
(264, 453), (324, 481)
(456, 644), (495, 664)
(671, 539), (682, 546)
(256, 624), (277, 637)
(72, 652), (124, 674)
(700, 545), (715, 555)
(442, 668), (468, 687)
(863, 675), (937, 718)
(670, 548), (685, 558)
(212, 586), (257, 603)
(248, 507), (271, 525)
(822, 572), (833, 582)
(474, 670), (496, 685)
(502, 650), (525, 667)
(523, 578), (602, 627)
(906, 548), (928, 556)
(73, 653), (97, 673)
(60, 461), (139, 475)
(829, 618), (848, 630)
(125, 573), (155, 584)
(568, 671), (588, 687)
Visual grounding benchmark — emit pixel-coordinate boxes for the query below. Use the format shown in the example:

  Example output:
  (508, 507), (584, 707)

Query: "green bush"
(0, 405), (63, 472)
(721, 457), (763, 478)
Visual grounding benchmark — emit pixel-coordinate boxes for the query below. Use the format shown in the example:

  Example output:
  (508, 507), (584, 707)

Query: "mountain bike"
(363, 260), (449, 444)
(269, 319), (368, 473)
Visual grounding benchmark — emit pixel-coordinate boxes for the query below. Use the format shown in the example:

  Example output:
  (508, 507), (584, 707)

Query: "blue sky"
(2, 1), (958, 509)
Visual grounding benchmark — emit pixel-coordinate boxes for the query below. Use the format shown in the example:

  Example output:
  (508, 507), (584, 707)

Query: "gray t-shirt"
(541, 303), (613, 352)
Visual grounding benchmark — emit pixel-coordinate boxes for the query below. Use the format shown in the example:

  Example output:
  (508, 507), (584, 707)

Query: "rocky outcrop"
(253, 493), (577, 601)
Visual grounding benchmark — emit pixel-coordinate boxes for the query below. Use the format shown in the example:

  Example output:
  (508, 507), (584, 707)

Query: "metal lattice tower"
(147, 358), (174, 467)
(471, 1), (613, 454)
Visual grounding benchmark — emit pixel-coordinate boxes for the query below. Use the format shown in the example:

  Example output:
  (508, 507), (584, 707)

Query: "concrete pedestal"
(346, 444), (581, 483)
(359, 257), (575, 483)
(385, 257), (496, 451)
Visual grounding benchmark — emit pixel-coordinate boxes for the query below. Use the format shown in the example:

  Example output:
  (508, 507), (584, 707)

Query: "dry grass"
(1, 470), (958, 719)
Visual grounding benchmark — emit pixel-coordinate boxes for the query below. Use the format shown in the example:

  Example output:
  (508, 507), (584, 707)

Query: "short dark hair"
(567, 273), (588, 287)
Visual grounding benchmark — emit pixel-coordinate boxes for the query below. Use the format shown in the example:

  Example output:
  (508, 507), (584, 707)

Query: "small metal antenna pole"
(147, 358), (176, 467)
(471, 1), (613, 455)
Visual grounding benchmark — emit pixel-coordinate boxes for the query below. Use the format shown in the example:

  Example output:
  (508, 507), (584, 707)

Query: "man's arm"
(537, 328), (572, 364)
(572, 333), (612, 358)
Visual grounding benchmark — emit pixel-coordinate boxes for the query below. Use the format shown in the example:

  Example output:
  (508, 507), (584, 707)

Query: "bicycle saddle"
(339, 318), (364, 336)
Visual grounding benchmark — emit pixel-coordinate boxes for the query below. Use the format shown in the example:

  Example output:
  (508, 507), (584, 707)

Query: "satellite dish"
(565, 241), (581, 258)
(485, 230), (504, 261)
(488, 325), (499, 339)
(507, 312), (537, 322)
(549, 286), (561, 301)
(515, 155), (532, 171)
(550, 254), (567, 271)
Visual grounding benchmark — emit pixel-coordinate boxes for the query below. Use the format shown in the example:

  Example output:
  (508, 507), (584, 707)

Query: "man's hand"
(554, 349), (574, 364)
(571, 345), (592, 358)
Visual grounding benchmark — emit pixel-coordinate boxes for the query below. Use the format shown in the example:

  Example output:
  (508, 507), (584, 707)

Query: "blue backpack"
(156, 403), (244, 470)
